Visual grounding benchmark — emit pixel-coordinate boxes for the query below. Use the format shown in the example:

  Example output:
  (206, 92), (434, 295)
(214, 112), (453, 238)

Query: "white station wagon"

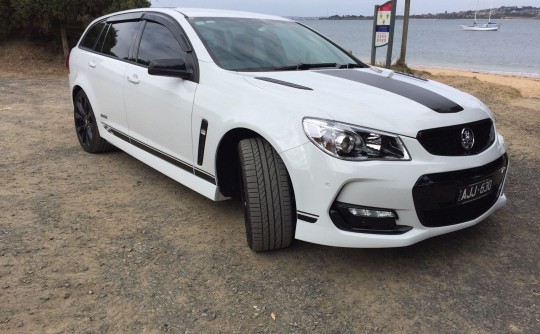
(68, 8), (508, 251)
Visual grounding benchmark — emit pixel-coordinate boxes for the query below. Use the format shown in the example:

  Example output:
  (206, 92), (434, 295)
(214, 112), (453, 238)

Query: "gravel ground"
(0, 72), (539, 334)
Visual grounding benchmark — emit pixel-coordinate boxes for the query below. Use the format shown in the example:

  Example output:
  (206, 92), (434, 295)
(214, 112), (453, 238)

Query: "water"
(301, 19), (540, 76)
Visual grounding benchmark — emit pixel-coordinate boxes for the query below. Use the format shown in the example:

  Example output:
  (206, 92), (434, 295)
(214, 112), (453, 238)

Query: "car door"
(84, 19), (142, 136)
(123, 17), (197, 169)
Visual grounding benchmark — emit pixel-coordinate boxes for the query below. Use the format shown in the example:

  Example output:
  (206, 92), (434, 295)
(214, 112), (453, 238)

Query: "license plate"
(457, 178), (494, 204)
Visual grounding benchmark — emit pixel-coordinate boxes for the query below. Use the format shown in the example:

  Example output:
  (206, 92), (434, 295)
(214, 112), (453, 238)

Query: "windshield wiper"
(338, 63), (366, 69)
(273, 63), (337, 71)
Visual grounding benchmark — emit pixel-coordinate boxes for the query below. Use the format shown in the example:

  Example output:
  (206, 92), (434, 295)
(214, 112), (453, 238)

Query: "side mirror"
(148, 58), (193, 80)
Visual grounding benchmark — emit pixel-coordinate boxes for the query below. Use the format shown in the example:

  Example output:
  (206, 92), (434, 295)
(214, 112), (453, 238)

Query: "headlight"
(303, 118), (411, 161)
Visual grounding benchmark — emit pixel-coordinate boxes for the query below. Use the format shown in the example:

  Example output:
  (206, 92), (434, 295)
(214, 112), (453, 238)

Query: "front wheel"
(238, 138), (295, 252)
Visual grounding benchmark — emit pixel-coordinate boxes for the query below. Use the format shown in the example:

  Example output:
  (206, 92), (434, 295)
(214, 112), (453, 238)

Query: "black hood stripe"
(319, 70), (463, 113)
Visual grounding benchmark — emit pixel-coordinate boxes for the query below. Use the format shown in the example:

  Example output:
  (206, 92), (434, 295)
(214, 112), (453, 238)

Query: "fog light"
(348, 208), (396, 218)
(330, 202), (410, 234)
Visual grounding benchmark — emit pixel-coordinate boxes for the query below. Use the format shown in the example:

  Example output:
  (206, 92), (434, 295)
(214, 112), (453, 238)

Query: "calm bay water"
(301, 19), (540, 76)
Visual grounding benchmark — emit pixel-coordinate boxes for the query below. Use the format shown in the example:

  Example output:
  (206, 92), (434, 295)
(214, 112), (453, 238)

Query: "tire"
(238, 137), (295, 252)
(74, 90), (115, 153)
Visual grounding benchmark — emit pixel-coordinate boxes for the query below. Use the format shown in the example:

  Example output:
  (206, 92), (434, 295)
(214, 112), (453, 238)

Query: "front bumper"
(281, 134), (508, 248)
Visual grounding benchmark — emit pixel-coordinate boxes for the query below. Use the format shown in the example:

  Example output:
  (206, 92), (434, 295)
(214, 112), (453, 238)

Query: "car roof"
(171, 8), (291, 21)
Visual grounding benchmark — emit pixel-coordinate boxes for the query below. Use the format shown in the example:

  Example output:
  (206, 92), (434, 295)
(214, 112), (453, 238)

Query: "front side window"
(190, 18), (361, 72)
(101, 21), (140, 60)
(137, 21), (184, 66)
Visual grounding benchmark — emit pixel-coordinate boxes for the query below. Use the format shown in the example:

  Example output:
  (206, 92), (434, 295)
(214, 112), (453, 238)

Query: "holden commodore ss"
(67, 8), (508, 251)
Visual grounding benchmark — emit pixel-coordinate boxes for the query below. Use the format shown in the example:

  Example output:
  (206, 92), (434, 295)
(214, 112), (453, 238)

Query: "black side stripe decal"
(129, 138), (192, 173)
(194, 169), (216, 184)
(318, 70), (464, 113)
(297, 210), (318, 223)
(103, 123), (216, 185)
(107, 126), (130, 143)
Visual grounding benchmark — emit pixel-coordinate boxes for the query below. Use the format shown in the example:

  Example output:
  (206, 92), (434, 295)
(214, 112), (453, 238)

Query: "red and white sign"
(375, 1), (393, 47)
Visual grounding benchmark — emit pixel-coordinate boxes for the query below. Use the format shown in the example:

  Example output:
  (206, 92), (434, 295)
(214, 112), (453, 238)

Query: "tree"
(0, 0), (151, 40)
(0, 0), (13, 40)
(395, 0), (411, 67)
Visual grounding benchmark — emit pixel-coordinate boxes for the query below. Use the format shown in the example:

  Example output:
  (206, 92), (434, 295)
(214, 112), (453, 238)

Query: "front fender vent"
(255, 77), (313, 90)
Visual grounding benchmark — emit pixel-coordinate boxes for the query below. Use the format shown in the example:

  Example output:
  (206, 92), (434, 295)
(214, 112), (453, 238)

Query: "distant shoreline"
(314, 6), (540, 21)
(314, 16), (540, 21)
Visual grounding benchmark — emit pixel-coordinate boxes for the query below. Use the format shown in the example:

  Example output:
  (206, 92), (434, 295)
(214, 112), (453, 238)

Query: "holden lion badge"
(461, 128), (475, 150)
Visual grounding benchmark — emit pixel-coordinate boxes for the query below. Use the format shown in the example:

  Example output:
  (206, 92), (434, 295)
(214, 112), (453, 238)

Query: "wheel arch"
(72, 85), (84, 104)
(215, 127), (259, 197)
(215, 127), (296, 203)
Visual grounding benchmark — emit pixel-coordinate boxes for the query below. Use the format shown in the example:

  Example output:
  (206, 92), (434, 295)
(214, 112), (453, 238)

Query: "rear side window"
(80, 21), (106, 50)
(137, 22), (184, 66)
(101, 21), (140, 60)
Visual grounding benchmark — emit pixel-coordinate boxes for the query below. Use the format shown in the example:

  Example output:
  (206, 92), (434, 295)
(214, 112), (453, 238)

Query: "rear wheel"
(74, 90), (114, 153)
(238, 138), (295, 252)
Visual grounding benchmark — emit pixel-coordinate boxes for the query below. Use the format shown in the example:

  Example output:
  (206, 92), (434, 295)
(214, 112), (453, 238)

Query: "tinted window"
(101, 21), (140, 60)
(137, 22), (183, 66)
(80, 21), (106, 50)
(94, 24), (110, 53)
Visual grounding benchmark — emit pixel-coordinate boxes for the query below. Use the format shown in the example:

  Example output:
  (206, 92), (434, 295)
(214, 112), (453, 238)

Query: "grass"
(0, 40), (66, 76)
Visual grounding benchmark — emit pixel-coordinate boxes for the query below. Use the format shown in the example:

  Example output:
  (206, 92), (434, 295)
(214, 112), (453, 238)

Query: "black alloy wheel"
(74, 90), (114, 153)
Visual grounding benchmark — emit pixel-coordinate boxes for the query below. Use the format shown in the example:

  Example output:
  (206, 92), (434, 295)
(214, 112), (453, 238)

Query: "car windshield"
(190, 17), (364, 72)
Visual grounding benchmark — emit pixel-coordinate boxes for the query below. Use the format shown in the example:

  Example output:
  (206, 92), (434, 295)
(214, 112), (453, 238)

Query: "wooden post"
(397, 0), (411, 66)
(370, 5), (379, 66)
(60, 27), (69, 58)
(385, 0), (397, 68)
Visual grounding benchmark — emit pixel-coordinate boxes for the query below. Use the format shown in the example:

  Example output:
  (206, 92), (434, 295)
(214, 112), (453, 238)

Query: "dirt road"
(1, 71), (539, 333)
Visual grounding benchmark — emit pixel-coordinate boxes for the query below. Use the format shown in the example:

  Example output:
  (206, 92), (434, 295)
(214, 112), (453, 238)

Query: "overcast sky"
(151, 0), (538, 17)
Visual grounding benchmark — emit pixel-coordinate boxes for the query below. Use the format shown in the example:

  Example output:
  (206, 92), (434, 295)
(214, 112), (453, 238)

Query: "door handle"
(127, 74), (140, 84)
(88, 60), (96, 68)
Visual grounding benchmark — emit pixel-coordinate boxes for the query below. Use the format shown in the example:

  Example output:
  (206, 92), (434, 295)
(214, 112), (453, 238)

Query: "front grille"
(417, 119), (495, 156)
(413, 154), (508, 227)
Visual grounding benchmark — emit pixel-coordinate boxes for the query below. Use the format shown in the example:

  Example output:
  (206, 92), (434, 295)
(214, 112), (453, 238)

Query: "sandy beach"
(421, 66), (540, 98)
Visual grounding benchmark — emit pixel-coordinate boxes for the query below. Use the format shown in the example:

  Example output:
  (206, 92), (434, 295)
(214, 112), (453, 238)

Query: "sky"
(151, 0), (539, 17)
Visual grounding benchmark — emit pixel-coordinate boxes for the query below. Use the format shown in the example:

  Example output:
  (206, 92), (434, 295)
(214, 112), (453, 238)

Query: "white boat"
(461, 0), (500, 31)
(461, 23), (499, 31)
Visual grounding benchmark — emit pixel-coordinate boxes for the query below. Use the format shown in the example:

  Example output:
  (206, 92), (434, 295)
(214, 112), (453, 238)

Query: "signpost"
(375, 1), (392, 48)
(370, 0), (397, 68)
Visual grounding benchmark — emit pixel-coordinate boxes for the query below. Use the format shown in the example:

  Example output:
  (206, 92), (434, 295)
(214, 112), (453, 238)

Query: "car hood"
(242, 68), (492, 138)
